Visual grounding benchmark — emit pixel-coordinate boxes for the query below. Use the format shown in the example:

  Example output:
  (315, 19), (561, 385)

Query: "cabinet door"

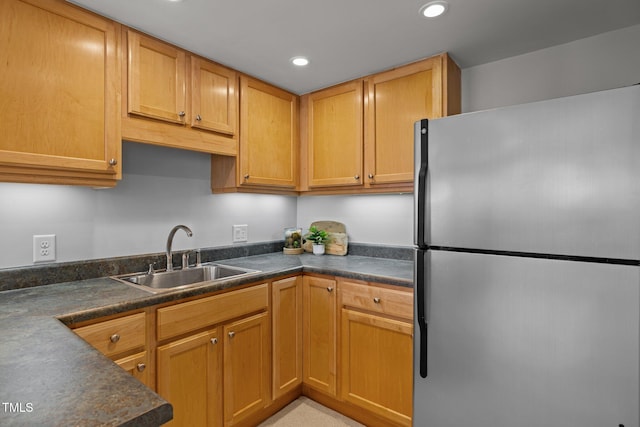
(302, 276), (337, 395)
(272, 276), (303, 399)
(239, 76), (298, 188)
(190, 57), (238, 136)
(157, 329), (223, 427)
(224, 312), (270, 426)
(0, 0), (120, 183)
(115, 351), (150, 388)
(127, 30), (187, 124)
(341, 309), (413, 426)
(307, 81), (364, 188)
(365, 56), (442, 185)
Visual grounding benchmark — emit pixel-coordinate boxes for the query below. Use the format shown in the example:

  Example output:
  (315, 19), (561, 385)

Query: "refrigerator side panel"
(429, 85), (640, 260)
(413, 250), (639, 427)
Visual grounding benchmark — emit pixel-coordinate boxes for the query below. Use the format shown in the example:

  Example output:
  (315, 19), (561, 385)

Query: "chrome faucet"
(166, 225), (193, 272)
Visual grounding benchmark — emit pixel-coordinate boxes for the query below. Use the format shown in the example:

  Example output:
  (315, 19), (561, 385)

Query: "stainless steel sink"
(113, 264), (260, 293)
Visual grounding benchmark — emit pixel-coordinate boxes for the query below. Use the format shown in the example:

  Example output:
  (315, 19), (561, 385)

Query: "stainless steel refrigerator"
(413, 85), (640, 427)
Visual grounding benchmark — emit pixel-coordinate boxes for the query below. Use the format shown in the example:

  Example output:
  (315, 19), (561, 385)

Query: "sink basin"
(113, 264), (260, 293)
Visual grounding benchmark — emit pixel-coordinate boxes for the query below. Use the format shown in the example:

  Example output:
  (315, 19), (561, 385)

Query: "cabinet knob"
(211, 338), (218, 345)
(178, 111), (186, 118)
(228, 331), (235, 339)
(136, 363), (146, 372)
(373, 297), (381, 304)
(327, 287), (334, 293)
(368, 173), (374, 179)
(196, 114), (202, 121)
(109, 334), (120, 343)
(354, 175), (360, 181)
(108, 158), (118, 166)
(243, 174), (250, 181)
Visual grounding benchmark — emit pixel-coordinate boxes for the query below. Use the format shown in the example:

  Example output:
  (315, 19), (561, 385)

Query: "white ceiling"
(68, 0), (640, 95)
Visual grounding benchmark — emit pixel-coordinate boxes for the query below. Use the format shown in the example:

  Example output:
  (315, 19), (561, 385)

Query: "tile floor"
(257, 397), (364, 427)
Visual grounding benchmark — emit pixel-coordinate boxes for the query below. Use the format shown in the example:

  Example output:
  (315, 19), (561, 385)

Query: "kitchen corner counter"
(0, 252), (412, 426)
(0, 279), (172, 427)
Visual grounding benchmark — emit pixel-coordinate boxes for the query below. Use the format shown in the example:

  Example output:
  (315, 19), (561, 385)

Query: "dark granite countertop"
(0, 252), (413, 426)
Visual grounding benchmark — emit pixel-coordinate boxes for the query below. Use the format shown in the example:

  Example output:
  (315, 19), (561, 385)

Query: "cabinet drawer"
(74, 312), (146, 357)
(157, 283), (269, 341)
(339, 281), (413, 321)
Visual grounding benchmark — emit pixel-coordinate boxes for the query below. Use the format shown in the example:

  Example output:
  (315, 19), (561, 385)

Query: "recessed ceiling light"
(291, 56), (310, 67)
(419, 1), (449, 18)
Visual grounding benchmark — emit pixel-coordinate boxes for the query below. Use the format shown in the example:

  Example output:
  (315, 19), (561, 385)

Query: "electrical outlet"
(33, 234), (56, 263)
(232, 224), (248, 243)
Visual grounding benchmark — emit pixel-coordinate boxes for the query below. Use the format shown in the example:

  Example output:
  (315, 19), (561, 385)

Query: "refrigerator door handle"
(415, 249), (429, 377)
(414, 120), (429, 248)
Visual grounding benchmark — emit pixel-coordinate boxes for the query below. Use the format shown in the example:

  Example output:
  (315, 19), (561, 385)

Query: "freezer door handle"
(415, 249), (429, 377)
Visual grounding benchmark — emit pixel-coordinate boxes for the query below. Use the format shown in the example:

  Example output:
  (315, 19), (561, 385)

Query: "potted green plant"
(306, 226), (329, 255)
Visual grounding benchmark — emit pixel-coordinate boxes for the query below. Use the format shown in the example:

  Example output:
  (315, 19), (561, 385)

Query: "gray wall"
(2, 24), (639, 268)
(0, 143), (297, 268)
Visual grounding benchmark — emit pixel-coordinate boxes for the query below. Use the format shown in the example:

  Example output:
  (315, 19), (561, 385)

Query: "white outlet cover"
(232, 225), (248, 243)
(33, 234), (56, 263)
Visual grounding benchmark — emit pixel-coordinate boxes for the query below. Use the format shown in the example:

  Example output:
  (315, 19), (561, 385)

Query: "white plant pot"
(312, 244), (325, 255)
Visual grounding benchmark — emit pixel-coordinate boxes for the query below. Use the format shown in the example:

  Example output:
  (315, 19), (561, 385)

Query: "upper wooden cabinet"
(190, 57), (238, 136)
(301, 53), (460, 194)
(365, 54), (460, 185)
(211, 76), (299, 194)
(127, 31), (187, 124)
(304, 81), (364, 188)
(0, 0), (121, 187)
(122, 29), (237, 156)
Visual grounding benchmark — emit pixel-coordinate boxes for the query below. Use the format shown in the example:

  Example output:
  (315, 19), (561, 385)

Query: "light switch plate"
(232, 225), (248, 243)
(33, 234), (56, 263)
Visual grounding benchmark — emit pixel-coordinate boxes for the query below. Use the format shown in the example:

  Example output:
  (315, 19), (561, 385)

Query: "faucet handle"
(147, 263), (155, 275)
(181, 252), (190, 269)
(196, 249), (202, 267)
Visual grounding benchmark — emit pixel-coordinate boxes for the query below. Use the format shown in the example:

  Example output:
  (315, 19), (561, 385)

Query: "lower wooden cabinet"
(272, 276), (303, 399)
(341, 309), (413, 426)
(302, 275), (338, 396)
(115, 351), (151, 386)
(71, 274), (413, 427)
(223, 312), (271, 426)
(339, 279), (414, 426)
(155, 283), (270, 427)
(157, 329), (223, 427)
(72, 311), (152, 388)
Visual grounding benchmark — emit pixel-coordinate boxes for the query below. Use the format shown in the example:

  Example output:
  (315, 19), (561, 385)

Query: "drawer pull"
(228, 331), (235, 339)
(109, 334), (120, 343)
(136, 363), (146, 372)
(373, 297), (381, 304)
(211, 338), (218, 345)
(327, 287), (334, 293)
